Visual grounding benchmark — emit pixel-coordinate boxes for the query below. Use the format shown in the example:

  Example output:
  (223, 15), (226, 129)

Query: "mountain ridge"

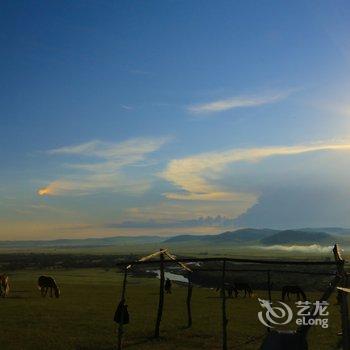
(0, 227), (346, 248)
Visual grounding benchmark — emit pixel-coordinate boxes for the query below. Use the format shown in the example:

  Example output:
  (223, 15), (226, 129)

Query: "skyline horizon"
(1, 224), (350, 242)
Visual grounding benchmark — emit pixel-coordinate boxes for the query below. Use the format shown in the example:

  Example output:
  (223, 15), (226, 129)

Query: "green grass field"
(0, 242), (340, 259)
(0, 268), (345, 350)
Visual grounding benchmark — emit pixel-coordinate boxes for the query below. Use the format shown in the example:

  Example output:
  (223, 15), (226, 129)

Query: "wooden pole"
(266, 270), (272, 332)
(221, 259), (228, 350)
(154, 249), (165, 338)
(117, 266), (128, 350)
(333, 244), (350, 350)
(186, 272), (193, 328)
(267, 270), (272, 302)
(340, 286), (350, 350)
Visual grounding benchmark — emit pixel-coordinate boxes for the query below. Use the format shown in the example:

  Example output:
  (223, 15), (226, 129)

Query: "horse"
(0, 274), (10, 297)
(216, 284), (235, 297)
(282, 285), (306, 301)
(216, 282), (253, 298)
(233, 282), (253, 298)
(38, 276), (60, 298)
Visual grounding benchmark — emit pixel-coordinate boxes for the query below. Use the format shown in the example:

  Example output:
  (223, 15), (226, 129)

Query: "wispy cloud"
(161, 141), (350, 206)
(38, 137), (170, 196)
(121, 104), (134, 110)
(187, 91), (290, 114)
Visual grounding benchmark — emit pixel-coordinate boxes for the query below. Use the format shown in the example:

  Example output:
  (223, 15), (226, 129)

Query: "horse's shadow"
(4, 295), (27, 299)
(5, 289), (30, 299)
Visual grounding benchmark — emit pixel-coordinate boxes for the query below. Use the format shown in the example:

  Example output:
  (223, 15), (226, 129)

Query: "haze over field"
(2, 1), (350, 240)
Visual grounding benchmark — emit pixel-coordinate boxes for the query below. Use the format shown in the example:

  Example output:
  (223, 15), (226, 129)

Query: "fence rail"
(116, 256), (343, 267)
(191, 268), (337, 276)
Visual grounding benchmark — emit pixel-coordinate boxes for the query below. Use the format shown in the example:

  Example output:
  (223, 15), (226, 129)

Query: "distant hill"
(299, 227), (350, 235)
(0, 235), (163, 248)
(260, 230), (333, 245)
(164, 228), (278, 244)
(165, 228), (338, 246)
(212, 228), (278, 243)
(163, 234), (210, 243)
(1, 227), (345, 249)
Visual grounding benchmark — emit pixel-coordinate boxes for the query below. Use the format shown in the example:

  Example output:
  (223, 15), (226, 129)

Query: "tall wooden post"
(333, 244), (350, 350)
(221, 259), (228, 350)
(267, 270), (272, 303)
(339, 287), (350, 350)
(117, 266), (128, 350)
(186, 272), (193, 328)
(266, 270), (272, 332)
(154, 249), (165, 338)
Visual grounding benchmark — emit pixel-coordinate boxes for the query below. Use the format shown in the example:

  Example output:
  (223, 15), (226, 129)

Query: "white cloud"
(47, 137), (169, 159)
(187, 91), (290, 114)
(121, 104), (134, 110)
(38, 137), (170, 196)
(47, 140), (100, 156)
(161, 142), (350, 212)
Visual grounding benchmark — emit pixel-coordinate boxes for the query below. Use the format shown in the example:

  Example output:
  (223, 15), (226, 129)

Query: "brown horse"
(282, 285), (306, 301)
(233, 282), (253, 298)
(0, 274), (10, 297)
(216, 282), (253, 298)
(38, 276), (60, 298)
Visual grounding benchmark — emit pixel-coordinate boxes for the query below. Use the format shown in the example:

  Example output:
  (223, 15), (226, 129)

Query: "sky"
(2, 0), (350, 240)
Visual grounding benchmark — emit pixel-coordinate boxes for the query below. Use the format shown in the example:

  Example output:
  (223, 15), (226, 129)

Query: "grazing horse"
(233, 282), (253, 298)
(216, 284), (235, 297)
(282, 285), (306, 301)
(216, 282), (253, 298)
(38, 276), (60, 298)
(0, 274), (10, 297)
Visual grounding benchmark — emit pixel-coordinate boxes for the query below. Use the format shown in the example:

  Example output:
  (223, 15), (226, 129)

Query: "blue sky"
(2, 0), (350, 239)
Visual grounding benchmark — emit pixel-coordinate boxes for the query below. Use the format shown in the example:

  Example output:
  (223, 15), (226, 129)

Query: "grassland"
(0, 267), (344, 350)
(0, 242), (340, 260)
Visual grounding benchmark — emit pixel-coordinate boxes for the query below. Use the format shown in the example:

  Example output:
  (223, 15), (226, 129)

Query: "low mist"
(256, 244), (333, 253)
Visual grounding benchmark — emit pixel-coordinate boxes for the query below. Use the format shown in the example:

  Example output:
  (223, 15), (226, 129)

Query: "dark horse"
(233, 282), (253, 297)
(38, 276), (60, 298)
(216, 282), (253, 298)
(282, 285), (306, 301)
(216, 284), (232, 297)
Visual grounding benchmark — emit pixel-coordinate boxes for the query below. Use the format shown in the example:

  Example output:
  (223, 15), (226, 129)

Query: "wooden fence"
(114, 244), (349, 350)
